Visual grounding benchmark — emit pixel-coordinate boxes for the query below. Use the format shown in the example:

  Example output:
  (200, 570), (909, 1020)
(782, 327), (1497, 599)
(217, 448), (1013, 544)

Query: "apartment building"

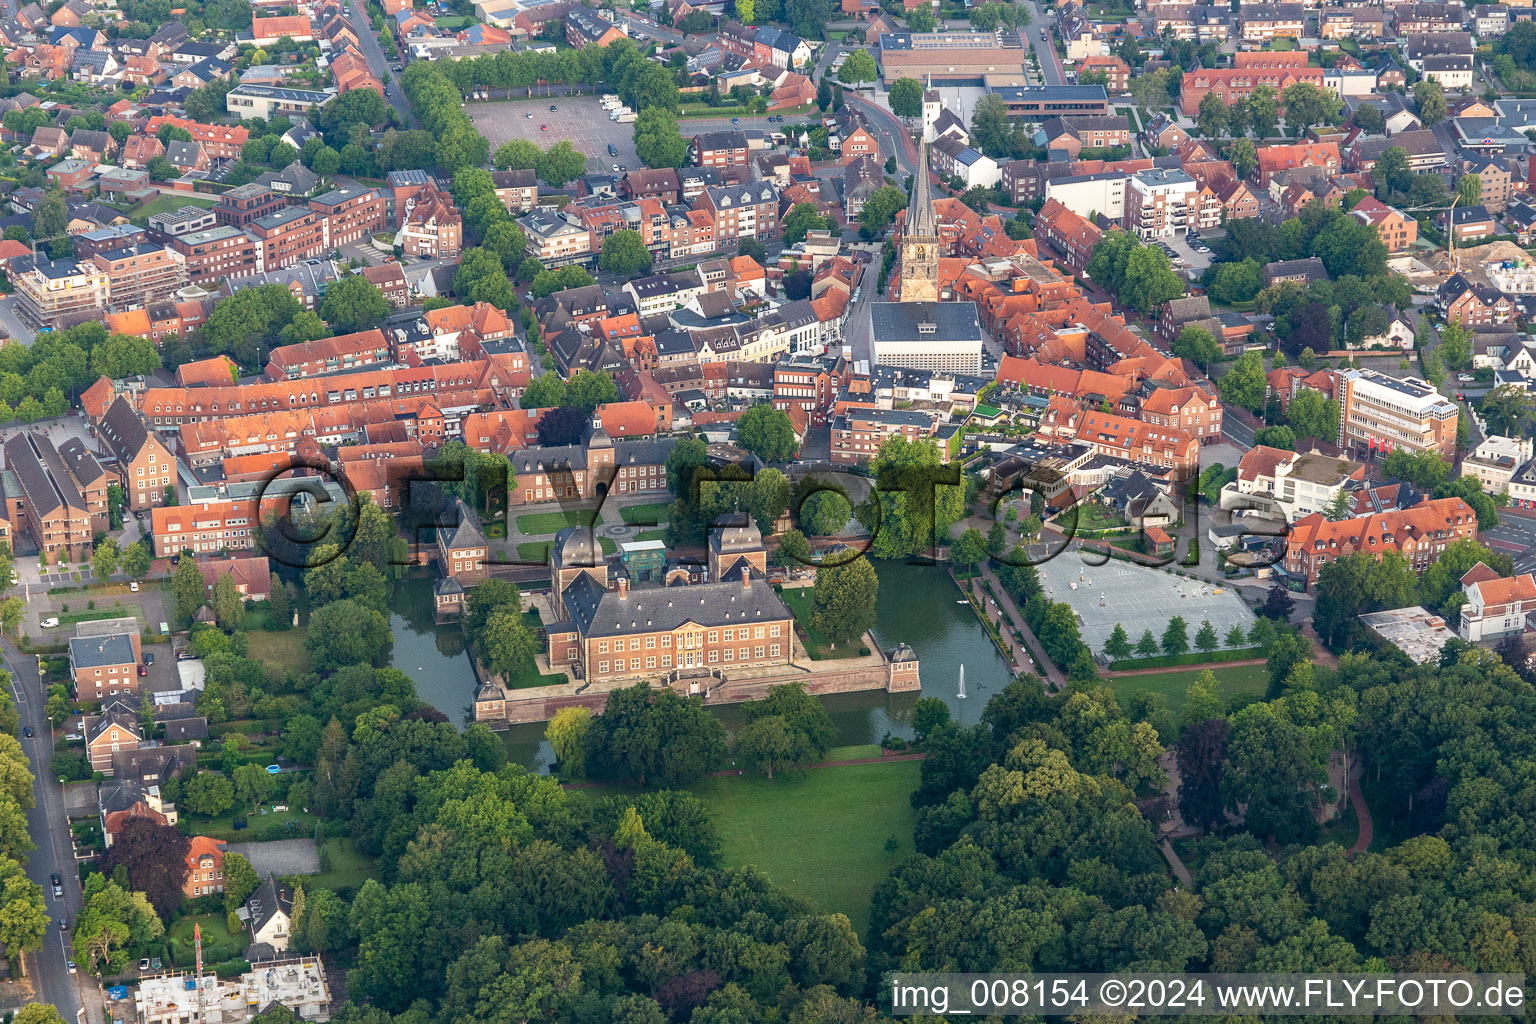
(162, 225), (261, 284)
(1283, 496), (1476, 588)
(1039, 397), (1202, 479)
(92, 243), (187, 312)
(97, 396), (176, 512)
(518, 208), (593, 267)
(225, 83), (337, 120)
(1220, 444), (1366, 522)
(184, 836), (227, 899)
(1349, 196), (1418, 251)
(248, 205), (327, 270)
(1034, 198), (1103, 273)
(491, 168), (538, 212)
(1138, 384), (1223, 443)
(1179, 52), (1325, 116)
(398, 186), (463, 258)
(1124, 168), (1220, 238)
(144, 116), (250, 160)
(1334, 368), (1459, 459)
(12, 253), (111, 328)
(308, 185), (386, 246)
(1043, 171), (1128, 222)
(265, 329), (391, 380)
(831, 408), (938, 464)
(149, 478), (347, 557)
(68, 633), (137, 702)
(213, 183), (286, 228)
(1239, 3), (1306, 41)
(1458, 561), (1536, 641)
(688, 130), (750, 168)
(697, 181), (780, 244)
(3, 432), (109, 561)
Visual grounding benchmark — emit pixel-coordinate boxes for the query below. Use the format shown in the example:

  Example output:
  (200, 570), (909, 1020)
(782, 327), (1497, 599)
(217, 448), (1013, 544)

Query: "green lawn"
(184, 807), (319, 842)
(619, 502), (671, 526)
(130, 193), (216, 226)
(504, 657), (567, 689)
(249, 627), (310, 673)
(58, 603), (143, 626)
(517, 537), (615, 561)
(780, 586), (863, 660)
(1107, 664), (1268, 719)
(634, 529), (667, 543)
(307, 837), (381, 891)
(516, 509), (604, 534)
(693, 760), (920, 935)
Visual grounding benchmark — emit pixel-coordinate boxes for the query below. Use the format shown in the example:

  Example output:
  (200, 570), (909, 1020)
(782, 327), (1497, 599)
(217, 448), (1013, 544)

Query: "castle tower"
(900, 145), (940, 303)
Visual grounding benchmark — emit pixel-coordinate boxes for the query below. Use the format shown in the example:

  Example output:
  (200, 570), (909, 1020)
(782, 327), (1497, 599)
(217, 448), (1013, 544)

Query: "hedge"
(1108, 646), (1265, 671)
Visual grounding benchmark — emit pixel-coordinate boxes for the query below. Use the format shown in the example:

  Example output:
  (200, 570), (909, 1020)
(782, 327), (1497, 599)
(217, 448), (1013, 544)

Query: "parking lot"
(1156, 235), (1213, 273)
(469, 96), (642, 176)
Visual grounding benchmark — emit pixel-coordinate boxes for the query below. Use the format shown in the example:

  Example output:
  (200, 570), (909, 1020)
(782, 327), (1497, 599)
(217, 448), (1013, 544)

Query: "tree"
(1414, 79), (1447, 125)
(812, 557), (879, 645)
(1229, 138), (1258, 180)
(911, 697), (950, 740)
(494, 138), (542, 171)
(99, 818), (189, 921)
(32, 189), (67, 241)
(482, 608), (538, 678)
(865, 436), (964, 560)
(1287, 388), (1340, 443)
(969, 93), (1014, 157)
(1479, 383), (1535, 437)
(737, 405), (799, 461)
(120, 541), (151, 581)
(305, 599), (392, 671)
(858, 184), (908, 235)
(1162, 615), (1190, 657)
(1351, 104), (1384, 135)
(889, 77), (923, 119)
(546, 706), (592, 778)
(775, 528), (813, 567)
(950, 528), (987, 570)
(1104, 623), (1133, 661)
(633, 108), (688, 169)
(1136, 628), (1159, 657)
(1281, 82), (1340, 131)
(221, 853), (260, 916)
(781, 202), (831, 246)
(211, 573), (243, 631)
(173, 556), (206, 624)
(1218, 350), (1267, 412)
(1456, 172), (1482, 208)
(1194, 619), (1219, 653)
(1247, 83), (1279, 138)
(837, 49), (876, 86)
(1173, 324), (1223, 374)
(586, 683), (729, 786)
(1262, 583), (1294, 621)
(0, 874), (47, 976)
(181, 772), (235, 817)
(598, 229), (653, 277)
(986, 520), (1007, 558)
(232, 762), (275, 815)
(319, 274), (391, 333)
(536, 141), (588, 187)
(1197, 90), (1229, 139)
(91, 538), (119, 583)
(1373, 146), (1412, 196)
(734, 716), (795, 778)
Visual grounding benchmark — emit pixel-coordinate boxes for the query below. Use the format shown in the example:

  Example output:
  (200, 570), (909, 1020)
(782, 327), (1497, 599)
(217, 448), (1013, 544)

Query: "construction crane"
(1396, 193), (1461, 275)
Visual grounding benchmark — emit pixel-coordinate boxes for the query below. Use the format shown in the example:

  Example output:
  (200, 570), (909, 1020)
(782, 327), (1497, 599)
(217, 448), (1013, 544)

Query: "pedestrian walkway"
(973, 561), (1066, 690)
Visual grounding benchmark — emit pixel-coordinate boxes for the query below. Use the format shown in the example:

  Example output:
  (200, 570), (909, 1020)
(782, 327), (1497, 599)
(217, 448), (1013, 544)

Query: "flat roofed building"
(1335, 367), (1458, 460)
(987, 83), (1110, 119)
(68, 632), (137, 702)
(870, 300), (984, 374)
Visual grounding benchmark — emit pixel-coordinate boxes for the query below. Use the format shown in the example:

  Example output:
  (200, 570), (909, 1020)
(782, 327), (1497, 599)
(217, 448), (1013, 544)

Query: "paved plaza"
(468, 96), (642, 175)
(1036, 555), (1256, 655)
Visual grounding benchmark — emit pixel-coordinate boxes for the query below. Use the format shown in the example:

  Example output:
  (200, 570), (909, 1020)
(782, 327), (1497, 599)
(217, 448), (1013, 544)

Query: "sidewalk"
(973, 561), (1067, 690)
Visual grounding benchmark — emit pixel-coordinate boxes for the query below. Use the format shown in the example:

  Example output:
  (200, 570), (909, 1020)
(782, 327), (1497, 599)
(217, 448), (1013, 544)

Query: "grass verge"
(1106, 663), (1268, 718)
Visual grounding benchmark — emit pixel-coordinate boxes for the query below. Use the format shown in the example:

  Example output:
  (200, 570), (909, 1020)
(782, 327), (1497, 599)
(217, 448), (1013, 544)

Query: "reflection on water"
(390, 575), (477, 728)
(495, 560), (1018, 770)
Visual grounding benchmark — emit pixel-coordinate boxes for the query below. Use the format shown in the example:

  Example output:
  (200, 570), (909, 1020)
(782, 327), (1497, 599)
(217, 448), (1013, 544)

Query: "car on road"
(612, 164), (620, 172)
(66, 961), (76, 974)
(21, 726), (31, 737)
(732, 116), (740, 123)
(137, 664), (148, 677)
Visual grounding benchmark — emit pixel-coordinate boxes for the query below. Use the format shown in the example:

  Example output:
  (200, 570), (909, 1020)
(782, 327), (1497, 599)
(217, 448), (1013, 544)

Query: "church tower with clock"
(899, 145), (940, 303)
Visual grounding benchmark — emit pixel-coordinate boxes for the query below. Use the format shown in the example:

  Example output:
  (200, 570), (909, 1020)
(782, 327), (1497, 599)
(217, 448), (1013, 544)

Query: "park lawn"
(693, 760), (920, 935)
(780, 586), (862, 660)
(504, 657), (567, 689)
(1108, 663), (1268, 719)
(308, 837), (381, 891)
(130, 194), (216, 226)
(634, 529), (667, 543)
(250, 627), (310, 673)
(517, 538), (615, 561)
(516, 509), (604, 534)
(619, 502), (671, 526)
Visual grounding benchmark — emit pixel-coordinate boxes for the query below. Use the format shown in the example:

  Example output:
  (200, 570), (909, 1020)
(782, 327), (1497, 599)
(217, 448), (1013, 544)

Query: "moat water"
(387, 560), (1017, 770)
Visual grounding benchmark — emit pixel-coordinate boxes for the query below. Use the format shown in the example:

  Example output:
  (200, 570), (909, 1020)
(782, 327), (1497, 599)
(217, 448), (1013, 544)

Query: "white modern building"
(1459, 561), (1536, 641)
(1124, 167), (1217, 239)
(1464, 434), (1535, 494)
(870, 301), (985, 375)
(1220, 445), (1366, 523)
(1043, 171), (1127, 222)
(136, 958), (330, 1024)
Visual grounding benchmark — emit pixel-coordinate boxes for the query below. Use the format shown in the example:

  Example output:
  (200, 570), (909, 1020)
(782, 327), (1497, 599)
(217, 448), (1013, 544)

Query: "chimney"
(616, 576), (629, 599)
(741, 568), (751, 590)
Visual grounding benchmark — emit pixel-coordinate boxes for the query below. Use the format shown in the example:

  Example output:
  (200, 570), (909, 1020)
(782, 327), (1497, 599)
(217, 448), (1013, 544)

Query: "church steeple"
(908, 143), (938, 241)
(898, 144), (940, 303)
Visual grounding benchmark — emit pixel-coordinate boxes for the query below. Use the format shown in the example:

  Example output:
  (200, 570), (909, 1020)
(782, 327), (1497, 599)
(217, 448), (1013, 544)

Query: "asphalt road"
(1027, 1), (1066, 87)
(1220, 404), (1257, 447)
(1485, 510), (1536, 575)
(8, 634), (91, 1022)
(347, 0), (414, 126)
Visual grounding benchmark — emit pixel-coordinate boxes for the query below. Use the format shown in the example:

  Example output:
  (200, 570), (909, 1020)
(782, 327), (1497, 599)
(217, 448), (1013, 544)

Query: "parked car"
(129, 581), (139, 592)
(1458, 373), (1474, 383)
(549, 104), (557, 111)
(607, 143), (618, 156)
(540, 124), (549, 131)
(66, 961), (76, 974)
(139, 959), (150, 971)
(143, 652), (154, 666)
(40, 617), (58, 629)
(137, 664), (148, 677)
